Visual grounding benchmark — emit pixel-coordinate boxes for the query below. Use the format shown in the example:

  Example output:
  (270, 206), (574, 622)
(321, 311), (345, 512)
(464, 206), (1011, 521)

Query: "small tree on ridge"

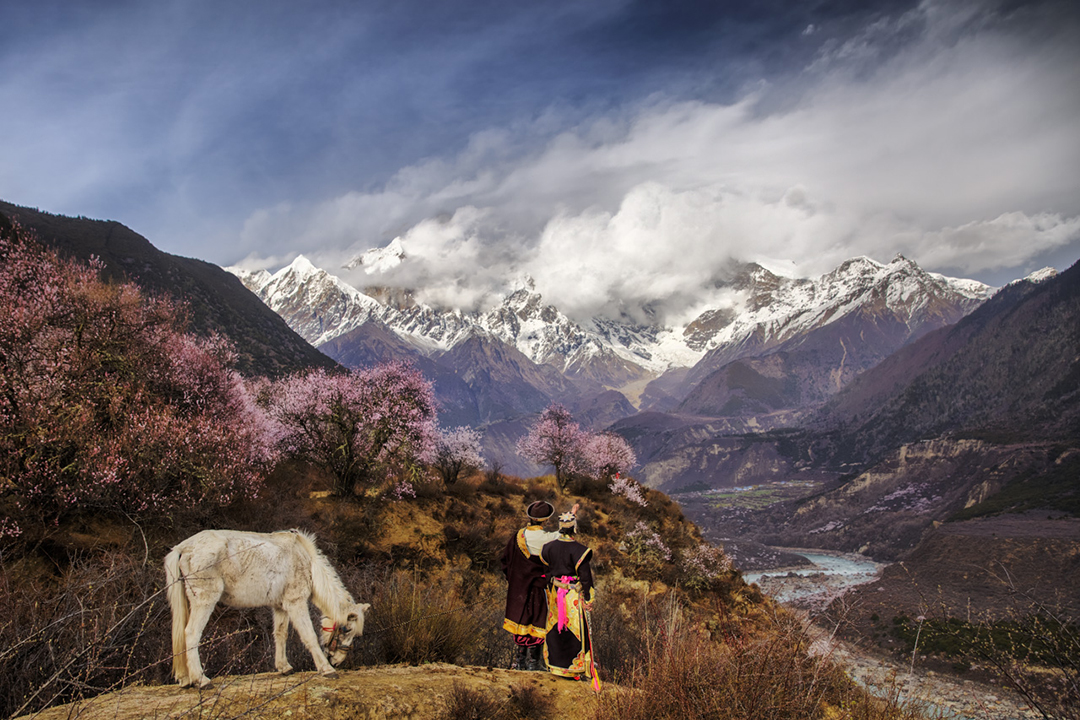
(433, 426), (484, 485)
(583, 431), (637, 482)
(517, 403), (587, 491)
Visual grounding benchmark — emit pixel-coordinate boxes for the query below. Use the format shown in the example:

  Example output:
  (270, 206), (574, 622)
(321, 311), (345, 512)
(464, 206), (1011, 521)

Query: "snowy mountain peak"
(348, 237), (407, 275)
(225, 266), (273, 294)
(1022, 267), (1058, 284)
(510, 274), (537, 293)
(228, 253), (997, 392)
(289, 254), (318, 275)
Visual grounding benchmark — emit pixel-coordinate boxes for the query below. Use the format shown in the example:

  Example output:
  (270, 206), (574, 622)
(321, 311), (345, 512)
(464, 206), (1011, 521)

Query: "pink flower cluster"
(264, 361), (438, 496)
(621, 521), (673, 564)
(608, 473), (647, 507)
(679, 543), (733, 591)
(388, 480), (417, 501)
(0, 229), (277, 538)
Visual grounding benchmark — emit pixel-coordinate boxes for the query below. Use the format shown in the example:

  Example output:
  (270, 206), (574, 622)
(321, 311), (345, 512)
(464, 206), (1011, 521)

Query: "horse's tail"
(164, 548), (189, 684)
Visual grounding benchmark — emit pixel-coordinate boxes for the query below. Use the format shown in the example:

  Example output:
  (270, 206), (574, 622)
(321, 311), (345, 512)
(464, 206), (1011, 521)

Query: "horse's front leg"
(284, 602), (338, 678)
(272, 607), (294, 675)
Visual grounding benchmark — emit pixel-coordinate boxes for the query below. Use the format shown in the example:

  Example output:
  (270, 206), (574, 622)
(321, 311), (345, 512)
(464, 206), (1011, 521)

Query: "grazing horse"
(164, 529), (369, 689)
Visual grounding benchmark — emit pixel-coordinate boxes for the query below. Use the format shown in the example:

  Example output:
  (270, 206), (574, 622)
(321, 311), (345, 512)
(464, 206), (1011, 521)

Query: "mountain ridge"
(227, 250), (996, 413)
(0, 201), (335, 378)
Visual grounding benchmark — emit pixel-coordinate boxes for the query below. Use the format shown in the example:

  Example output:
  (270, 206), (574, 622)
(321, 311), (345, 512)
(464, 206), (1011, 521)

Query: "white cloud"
(905, 212), (1080, 273)
(238, 0), (1080, 323)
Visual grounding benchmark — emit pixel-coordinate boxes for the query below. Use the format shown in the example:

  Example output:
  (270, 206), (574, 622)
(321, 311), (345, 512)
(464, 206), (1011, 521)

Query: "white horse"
(164, 529), (369, 689)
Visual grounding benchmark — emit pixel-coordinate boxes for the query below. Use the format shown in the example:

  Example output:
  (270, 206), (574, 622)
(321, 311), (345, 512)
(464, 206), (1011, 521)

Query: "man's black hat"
(526, 501), (555, 521)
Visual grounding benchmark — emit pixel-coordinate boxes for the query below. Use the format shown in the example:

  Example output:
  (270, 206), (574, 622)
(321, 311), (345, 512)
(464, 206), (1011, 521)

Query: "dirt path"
(17, 664), (604, 720)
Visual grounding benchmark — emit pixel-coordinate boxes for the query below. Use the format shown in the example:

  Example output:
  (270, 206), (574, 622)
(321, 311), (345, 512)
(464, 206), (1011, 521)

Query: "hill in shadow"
(0, 200), (335, 378)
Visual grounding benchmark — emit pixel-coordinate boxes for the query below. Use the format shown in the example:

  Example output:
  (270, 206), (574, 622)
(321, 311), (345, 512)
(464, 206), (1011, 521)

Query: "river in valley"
(743, 549), (1040, 720)
(742, 548), (885, 605)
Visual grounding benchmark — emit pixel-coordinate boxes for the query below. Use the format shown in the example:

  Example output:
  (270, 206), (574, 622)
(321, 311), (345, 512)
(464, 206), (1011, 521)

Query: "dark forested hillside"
(0, 200), (335, 377)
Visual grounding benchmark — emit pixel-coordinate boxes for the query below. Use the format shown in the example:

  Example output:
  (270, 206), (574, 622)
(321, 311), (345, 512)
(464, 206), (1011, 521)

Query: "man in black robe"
(500, 500), (577, 670)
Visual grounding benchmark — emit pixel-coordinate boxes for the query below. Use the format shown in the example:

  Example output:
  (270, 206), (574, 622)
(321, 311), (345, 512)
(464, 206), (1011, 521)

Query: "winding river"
(744, 551), (1034, 719)
(742, 549), (885, 603)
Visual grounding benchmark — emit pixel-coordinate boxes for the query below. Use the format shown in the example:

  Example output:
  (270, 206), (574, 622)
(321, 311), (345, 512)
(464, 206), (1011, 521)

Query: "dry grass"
(592, 596), (928, 720)
(433, 680), (554, 720)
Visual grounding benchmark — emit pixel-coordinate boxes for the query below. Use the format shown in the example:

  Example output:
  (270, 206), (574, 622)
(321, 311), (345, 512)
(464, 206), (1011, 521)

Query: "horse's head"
(320, 603), (370, 667)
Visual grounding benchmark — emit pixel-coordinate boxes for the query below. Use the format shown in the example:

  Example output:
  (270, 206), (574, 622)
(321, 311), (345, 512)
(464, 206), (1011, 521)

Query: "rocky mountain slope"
(818, 260), (1080, 462)
(663, 256), (990, 411)
(686, 260), (1080, 563)
(228, 250), (991, 422)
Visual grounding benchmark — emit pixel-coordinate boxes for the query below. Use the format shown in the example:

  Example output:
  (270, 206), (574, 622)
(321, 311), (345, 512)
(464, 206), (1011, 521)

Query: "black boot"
(510, 644), (527, 670)
(525, 645), (544, 671)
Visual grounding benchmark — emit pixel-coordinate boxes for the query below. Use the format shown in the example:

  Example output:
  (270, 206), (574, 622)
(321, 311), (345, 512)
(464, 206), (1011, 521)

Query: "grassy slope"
(1, 465), (922, 720)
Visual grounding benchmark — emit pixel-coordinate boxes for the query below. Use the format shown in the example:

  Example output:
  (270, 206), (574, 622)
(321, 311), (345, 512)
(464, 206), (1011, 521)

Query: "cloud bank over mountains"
(3, 0), (1077, 326)
(232, 0), (1080, 324)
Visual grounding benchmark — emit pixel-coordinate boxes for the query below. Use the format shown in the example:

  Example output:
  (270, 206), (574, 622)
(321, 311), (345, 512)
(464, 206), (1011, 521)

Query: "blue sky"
(2, 0), (1079, 322)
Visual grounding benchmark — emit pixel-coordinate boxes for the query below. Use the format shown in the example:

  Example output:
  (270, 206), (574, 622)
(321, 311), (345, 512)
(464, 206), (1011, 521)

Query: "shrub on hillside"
(679, 543), (735, 593)
(594, 604), (924, 720)
(350, 569), (501, 667)
(0, 228), (276, 545)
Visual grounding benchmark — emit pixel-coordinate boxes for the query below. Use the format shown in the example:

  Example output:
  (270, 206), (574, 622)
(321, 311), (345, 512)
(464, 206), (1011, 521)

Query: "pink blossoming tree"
(679, 543), (734, 592)
(609, 473), (648, 507)
(516, 403), (587, 491)
(582, 431), (637, 482)
(432, 426), (484, 485)
(266, 361), (437, 497)
(0, 228), (277, 541)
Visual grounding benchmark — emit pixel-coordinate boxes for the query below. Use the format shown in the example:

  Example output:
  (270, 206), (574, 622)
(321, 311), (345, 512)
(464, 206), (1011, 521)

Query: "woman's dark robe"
(540, 535), (598, 685)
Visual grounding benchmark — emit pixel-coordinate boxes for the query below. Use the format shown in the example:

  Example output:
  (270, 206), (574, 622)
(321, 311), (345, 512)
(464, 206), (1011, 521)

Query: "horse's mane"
(288, 529), (357, 621)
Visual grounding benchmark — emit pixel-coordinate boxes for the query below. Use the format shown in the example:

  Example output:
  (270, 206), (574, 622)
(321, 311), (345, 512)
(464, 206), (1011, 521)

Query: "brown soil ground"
(17, 664), (605, 720)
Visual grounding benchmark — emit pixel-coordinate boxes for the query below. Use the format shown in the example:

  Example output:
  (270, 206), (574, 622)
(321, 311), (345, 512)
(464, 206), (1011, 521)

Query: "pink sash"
(555, 575), (574, 631)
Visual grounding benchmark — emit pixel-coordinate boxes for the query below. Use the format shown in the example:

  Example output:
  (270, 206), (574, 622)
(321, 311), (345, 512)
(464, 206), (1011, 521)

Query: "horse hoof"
(197, 677), (214, 690)
(279, 666), (295, 676)
(321, 670), (340, 680)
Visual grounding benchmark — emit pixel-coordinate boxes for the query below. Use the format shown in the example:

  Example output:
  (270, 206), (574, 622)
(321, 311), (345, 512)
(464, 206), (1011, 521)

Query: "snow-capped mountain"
(229, 251), (991, 375)
(226, 250), (1001, 417)
(675, 255), (996, 398)
(228, 258), (662, 376)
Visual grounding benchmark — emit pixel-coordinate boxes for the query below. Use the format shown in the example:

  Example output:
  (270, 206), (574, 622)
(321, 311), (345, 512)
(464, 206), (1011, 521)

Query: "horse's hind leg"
(272, 607), (294, 675)
(182, 594), (219, 689)
(284, 601), (338, 678)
